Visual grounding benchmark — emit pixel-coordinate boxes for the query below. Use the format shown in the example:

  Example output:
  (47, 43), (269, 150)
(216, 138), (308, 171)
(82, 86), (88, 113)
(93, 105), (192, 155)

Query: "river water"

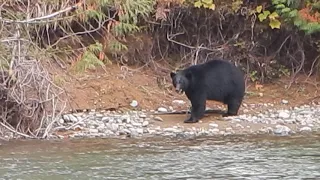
(0, 134), (320, 180)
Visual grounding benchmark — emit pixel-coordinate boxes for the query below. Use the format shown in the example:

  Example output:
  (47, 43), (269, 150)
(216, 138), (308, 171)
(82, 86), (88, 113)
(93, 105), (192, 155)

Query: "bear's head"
(170, 70), (192, 94)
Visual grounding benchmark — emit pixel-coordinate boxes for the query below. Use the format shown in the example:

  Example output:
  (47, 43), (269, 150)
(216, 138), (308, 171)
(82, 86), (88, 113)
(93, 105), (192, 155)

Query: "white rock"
(101, 117), (109, 122)
(69, 114), (78, 122)
(136, 128), (144, 134)
(89, 129), (99, 133)
(96, 113), (103, 118)
(62, 114), (70, 121)
(225, 127), (233, 132)
(163, 128), (179, 133)
(157, 107), (168, 112)
(131, 122), (142, 127)
(142, 121), (149, 127)
(209, 123), (219, 128)
(236, 124), (244, 128)
(123, 129), (131, 134)
(209, 128), (220, 134)
(172, 100), (186, 105)
(274, 125), (291, 135)
(154, 116), (164, 122)
(278, 111), (290, 119)
(299, 126), (312, 132)
(59, 119), (64, 124)
(130, 100), (138, 107)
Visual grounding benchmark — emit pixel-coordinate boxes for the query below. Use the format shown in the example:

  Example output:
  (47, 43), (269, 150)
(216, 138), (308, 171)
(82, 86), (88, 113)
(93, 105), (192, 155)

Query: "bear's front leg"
(184, 96), (206, 123)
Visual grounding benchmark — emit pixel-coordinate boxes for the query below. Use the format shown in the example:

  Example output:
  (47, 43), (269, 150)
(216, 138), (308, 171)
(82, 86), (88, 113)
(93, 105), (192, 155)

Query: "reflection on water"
(0, 134), (320, 179)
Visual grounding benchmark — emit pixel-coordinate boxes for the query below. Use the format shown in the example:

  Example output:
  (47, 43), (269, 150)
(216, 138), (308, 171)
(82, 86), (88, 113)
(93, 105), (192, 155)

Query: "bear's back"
(183, 59), (245, 100)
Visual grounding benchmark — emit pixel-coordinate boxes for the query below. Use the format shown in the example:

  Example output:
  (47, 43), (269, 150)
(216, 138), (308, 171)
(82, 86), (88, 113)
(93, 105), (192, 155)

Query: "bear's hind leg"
(184, 96), (206, 123)
(223, 98), (242, 117)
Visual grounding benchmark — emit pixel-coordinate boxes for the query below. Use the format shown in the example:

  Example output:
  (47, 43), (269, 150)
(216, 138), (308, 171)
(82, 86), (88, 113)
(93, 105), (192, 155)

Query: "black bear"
(170, 59), (245, 123)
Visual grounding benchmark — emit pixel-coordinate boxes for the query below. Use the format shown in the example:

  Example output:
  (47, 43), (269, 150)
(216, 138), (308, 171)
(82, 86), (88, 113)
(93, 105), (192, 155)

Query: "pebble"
(142, 121), (149, 127)
(101, 117), (109, 122)
(59, 119), (64, 124)
(89, 129), (99, 133)
(225, 127), (233, 132)
(209, 123), (218, 128)
(236, 124), (244, 128)
(157, 107), (168, 112)
(209, 128), (220, 134)
(96, 113), (103, 118)
(68, 114), (78, 122)
(299, 126), (312, 132)
(172, 100), (185, 105)
(278, 111), (290, 119)
(274, 125), (291, 135)
(131, 122), (142, 127)
(153, 116), (164, 122)
(130, 100), (138, 107)
(136, 128), (144, 134)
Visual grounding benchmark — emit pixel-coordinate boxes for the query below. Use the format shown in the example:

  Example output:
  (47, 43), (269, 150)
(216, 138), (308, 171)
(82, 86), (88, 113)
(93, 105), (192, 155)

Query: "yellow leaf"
(203, 3), (209, 8)
(209, 3), (215, 10)
(269, 12), (279, 20)
(202, 0), (213, 4)
(203, 3), (215, 10)
(269, 19), (281, 29)
(194, 1), (202, 8)
(263, 10), (270, 16)
(258, 13), (268, 22)
(256, 5), (262, 13)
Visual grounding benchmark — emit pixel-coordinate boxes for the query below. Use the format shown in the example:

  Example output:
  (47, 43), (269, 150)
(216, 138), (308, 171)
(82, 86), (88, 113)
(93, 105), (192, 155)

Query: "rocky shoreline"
(48, 102), (320, 140)
(1, 102), (319, 141)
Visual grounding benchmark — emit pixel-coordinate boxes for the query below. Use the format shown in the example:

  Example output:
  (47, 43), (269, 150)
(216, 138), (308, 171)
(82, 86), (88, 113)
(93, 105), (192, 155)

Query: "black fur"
(170, 59), (245, 123)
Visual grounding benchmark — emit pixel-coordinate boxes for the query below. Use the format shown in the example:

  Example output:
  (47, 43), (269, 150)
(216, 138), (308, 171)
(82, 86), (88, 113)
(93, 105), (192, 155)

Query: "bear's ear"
(185, 71), (192, 79)
(170, 72), (176, 78)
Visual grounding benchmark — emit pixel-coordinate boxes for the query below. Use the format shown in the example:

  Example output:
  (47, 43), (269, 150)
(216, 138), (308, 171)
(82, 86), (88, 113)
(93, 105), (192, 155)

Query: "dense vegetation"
(0, 0), (319, 138)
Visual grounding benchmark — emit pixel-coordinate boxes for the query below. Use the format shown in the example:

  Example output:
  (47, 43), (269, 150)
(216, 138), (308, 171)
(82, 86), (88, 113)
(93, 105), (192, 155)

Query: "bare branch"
(0, 4), (80, 24)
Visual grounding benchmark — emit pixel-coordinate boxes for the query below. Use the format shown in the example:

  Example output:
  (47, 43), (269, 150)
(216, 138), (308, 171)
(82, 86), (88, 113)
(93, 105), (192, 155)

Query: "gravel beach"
(47, 101), (320, 140)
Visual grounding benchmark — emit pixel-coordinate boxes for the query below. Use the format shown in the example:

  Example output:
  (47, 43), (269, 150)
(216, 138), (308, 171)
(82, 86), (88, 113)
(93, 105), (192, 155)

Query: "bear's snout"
(175, 84), (183, 93)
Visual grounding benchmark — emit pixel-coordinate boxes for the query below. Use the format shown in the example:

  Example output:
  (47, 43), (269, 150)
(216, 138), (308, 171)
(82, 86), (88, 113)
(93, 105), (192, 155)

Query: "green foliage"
(113, 22), (140, 37)
(249, 70), (258, 82)
(73, 42), (105, 72)
(108, 40), (128, 53)
(229, 0), (320, 34)
(117, 0), (156, 24)
(272, 0), (320, 34)
(71, 0), (156, 68)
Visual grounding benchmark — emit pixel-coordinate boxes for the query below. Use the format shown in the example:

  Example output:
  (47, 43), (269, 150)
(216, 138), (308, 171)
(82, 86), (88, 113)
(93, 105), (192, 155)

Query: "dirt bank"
(58, 63), (320, 113)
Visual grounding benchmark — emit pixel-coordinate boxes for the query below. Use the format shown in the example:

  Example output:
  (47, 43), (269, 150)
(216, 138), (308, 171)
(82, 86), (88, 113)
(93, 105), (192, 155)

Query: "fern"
(119, 0), (156, 24)
(74, 42), (105, 72)
(113, 22), (140, 36)
(108, 40), (129, 53)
